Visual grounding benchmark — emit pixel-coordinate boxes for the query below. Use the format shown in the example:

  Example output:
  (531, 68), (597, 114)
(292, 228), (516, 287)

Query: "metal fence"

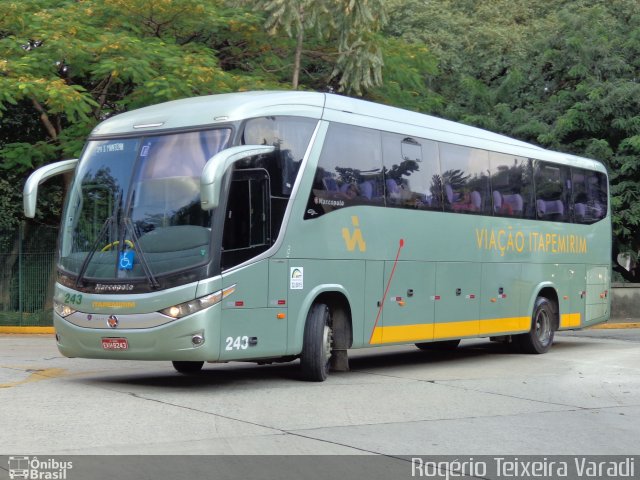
(0, 224), (58, 327)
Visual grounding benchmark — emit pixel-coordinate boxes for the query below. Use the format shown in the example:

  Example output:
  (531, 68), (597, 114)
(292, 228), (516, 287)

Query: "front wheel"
(300, 303), (333, 382)
(172, 361), (204, 374)
(515, 296), (556, 354)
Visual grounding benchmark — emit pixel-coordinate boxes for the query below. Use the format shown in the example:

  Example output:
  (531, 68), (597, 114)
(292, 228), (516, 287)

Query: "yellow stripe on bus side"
(478, 317), (531, 335)
(369, 316), (531, 345)
(434, 320), (481, 340)
(370, 324), (433, 344)
(560, 313), (581, 328)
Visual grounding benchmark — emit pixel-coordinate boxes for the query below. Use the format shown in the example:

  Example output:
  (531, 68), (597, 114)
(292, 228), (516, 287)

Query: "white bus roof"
(90, 90), (606, 174)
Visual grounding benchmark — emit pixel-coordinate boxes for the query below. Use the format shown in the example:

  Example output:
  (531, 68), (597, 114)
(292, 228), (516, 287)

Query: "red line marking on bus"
(369, 238), (405, 344)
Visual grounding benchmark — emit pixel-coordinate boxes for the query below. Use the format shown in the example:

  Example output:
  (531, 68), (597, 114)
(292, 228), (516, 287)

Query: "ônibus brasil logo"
(8, 456), (73, 479)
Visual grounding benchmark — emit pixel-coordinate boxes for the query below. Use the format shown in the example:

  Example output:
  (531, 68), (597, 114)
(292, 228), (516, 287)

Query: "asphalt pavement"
(1, 328), (639, 459)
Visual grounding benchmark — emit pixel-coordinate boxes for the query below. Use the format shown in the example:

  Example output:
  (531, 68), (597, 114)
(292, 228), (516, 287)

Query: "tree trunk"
(291, 4), (306, 90)
(292, 26), (304, 89)
(31, 97), (59, 140)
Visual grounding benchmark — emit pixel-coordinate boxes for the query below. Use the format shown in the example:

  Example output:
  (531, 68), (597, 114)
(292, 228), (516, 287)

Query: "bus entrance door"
(220, 259), (288, 360)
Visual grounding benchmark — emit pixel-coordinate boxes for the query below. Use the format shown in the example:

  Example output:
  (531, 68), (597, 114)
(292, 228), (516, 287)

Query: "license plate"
(101, 337), (129, 350)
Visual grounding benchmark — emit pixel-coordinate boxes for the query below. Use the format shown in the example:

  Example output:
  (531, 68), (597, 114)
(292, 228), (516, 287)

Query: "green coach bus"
(24, 91), (611, 381)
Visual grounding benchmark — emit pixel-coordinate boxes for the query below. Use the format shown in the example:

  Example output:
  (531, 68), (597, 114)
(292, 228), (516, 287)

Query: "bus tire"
(300, 303), (333, 382)
(172, 361), (204, 374)
(516, 296), (556, 354)
(415, 339), (461, 351)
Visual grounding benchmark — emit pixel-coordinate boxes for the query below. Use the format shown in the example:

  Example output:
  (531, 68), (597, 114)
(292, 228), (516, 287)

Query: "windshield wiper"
(123, 217), (159, 289)
(75, 216), (115, 288)
(75, 216), (159, 289)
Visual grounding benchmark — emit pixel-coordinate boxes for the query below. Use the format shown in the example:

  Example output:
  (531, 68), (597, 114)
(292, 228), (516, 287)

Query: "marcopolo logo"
(8, 456), (73, 479)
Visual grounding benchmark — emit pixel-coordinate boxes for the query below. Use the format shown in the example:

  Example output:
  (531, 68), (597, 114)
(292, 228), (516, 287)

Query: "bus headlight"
(53, 300), (76, 318)
(159, 285), (236, 319)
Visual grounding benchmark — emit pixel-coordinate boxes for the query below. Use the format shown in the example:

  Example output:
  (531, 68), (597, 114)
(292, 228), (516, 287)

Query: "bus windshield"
(59, 129), (231, 284)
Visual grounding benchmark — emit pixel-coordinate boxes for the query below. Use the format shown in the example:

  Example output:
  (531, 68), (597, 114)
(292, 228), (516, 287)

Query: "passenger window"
(535, 162), (571, 222)
(571, 169), (607, 224)
(439, 143), (490, 215)
(382, 133), (441, 210)
(489, 152), (534, 219)
(305, 123), (383, 219)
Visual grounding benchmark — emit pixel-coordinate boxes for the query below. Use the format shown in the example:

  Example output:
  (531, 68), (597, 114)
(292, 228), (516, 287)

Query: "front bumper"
(53, 304), (222, 361)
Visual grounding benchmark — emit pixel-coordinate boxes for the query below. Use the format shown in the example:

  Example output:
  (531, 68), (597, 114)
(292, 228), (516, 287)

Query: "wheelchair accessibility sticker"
(119, 250), (135, 271)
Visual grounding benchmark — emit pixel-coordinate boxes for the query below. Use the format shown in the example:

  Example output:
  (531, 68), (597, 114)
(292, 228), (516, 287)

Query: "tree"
(2, 0), (640, 282)
(0, 0), (282, 177)
(253, 0), (388, 94)
(0, 0), (287, 308)
(383, 0), (640, 279)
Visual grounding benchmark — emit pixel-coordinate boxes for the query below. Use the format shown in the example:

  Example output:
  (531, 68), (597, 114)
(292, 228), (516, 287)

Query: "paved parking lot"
(1, 330), (639, 456)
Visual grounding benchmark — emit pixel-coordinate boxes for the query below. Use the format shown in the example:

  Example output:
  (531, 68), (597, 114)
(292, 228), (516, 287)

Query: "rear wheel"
(300, 303), (333, 382)
(415, 339), (461, 351)
(515, 296), (556, 354)
(172, 361), (204, 374)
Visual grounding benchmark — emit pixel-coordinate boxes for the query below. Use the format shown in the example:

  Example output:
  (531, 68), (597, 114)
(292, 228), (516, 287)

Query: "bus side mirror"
(200, 145), (275, 210)
(24, 159), (78, 218)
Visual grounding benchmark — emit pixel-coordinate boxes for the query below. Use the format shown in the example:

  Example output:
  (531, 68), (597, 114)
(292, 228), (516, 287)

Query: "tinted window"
(382, 134), (441, 210)
(242, 116), (317, 237)
(243, 116), (317, 196)
(439, 143), (491, 214)
(571, 168), (608, 224)
(489, 152), (535, 219)
(535, 161), (571, 222)
(60, 130), (231, 282)
(306, 123), (383, 218)
(221, 169), (271, 270)
(302, 121), (608, 225)
(132, 130), (230, 235)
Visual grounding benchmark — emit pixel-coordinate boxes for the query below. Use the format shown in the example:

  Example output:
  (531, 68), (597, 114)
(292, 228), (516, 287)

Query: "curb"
(591, 322), (640, 330)
(0, 326), (55, 334)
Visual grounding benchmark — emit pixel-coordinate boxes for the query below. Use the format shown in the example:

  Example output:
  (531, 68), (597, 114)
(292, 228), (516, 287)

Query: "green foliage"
(0, 0), (284, 228)
(385, 0), (640, 267)
(1, 0), (640, 271)
(367, 37), (441, 113)
(250, 0), (388, 94)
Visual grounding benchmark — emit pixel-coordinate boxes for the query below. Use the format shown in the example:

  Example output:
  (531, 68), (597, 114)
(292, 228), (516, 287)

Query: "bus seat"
(359, 180), (373, 199)
(386, 179), (400, 199)
(445, 184), (454, 204)
(594, 202), (604, 218)
(537, 199), (564, 218)
(322, 177), (338, 192)
(574, 202), (586, 220)
(503, 194), (523, 214)
(493, 190), (502, 213)
(470, 191), (482, 210)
